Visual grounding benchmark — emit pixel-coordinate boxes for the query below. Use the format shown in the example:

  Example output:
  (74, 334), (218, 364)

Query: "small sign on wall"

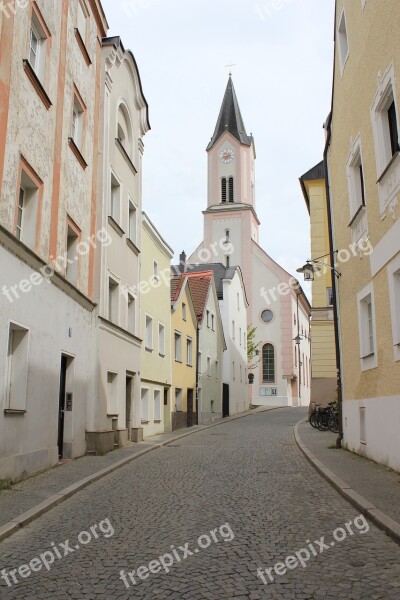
(66, 393), (73, 412)
(260, 387), (277, 397)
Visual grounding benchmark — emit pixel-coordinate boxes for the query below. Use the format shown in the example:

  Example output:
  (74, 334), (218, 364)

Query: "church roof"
(207, 77), (253, 151)
(186, 263), (236, 300)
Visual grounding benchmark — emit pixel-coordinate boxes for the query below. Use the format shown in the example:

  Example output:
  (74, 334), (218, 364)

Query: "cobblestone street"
(1, 408), (400, 599)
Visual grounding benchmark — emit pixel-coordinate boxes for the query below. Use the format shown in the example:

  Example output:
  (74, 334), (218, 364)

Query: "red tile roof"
(170, 275), (184, 303)
(185, 271), (213, 323)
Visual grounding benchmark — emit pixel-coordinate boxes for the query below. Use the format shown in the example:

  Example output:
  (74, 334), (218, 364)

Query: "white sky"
(101, 0), (335, 283)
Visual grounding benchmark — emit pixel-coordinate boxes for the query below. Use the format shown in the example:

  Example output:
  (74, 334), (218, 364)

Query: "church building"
(189, 77), (311, 407)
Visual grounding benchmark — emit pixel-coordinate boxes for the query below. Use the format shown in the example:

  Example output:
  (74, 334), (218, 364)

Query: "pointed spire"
(207, 76), (253, 151)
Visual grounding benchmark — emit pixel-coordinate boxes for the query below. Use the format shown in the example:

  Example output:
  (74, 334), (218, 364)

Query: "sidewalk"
(0, 406), (283, 541)
(295, 419), (400, 544)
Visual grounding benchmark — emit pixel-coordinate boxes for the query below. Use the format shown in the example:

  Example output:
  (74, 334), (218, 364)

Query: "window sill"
(108, 215), (125, 237)
(115, 138), (137, 175)
(348, 204), (366, 228)
(145, 347), (153, 353)
(186, 364), (193, 368)
(126, 238), (140, 255)
(23, 59), (52, 110)
(141, 420), (149, 424)
(74, 28), (92, 66)
(175, 360), (182, 364)
(159, 353), (165, 358)
(154, 420), (162, 424)
(4, 409), (27, 416)
(68, 137), (88, 170)
(361, 352), (375, 359)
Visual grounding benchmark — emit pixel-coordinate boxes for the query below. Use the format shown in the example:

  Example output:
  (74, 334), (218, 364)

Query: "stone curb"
(294, 419), (400, 546)
(0, 405), (286, 543)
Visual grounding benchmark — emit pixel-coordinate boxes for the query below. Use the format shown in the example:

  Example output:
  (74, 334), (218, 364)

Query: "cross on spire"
(225, 62), (236, 77)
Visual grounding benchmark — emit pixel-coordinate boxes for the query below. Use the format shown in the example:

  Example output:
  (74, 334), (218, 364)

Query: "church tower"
(202, 76), (259, 307)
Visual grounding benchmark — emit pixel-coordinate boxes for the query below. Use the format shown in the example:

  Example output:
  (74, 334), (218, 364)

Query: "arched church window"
(221, 178), (227, 202)
(262, 343), (275, 383)
(229, 177), (234, 202)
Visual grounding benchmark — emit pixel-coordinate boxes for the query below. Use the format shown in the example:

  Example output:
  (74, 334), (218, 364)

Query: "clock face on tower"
(219, 148), (235, 164)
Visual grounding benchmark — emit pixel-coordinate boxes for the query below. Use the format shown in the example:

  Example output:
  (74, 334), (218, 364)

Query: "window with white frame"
(357, 284), (377, 371)
(141, 388), (149, 422)
(207, 357), (211, 377)
(108, 277), (119, 323)
(17, 171), (39, 249)
(66, 223), (79, 285)
(77, 0), (88, 44)
(145, 315), (153, 350)
(182, 302), (187, 321)
(388, 258), (400, 360)
(174, 331), (182, 362)
(215, 360), (219, 380)
(128, 200), (137, 244)
(206, 310), (210, 328)
(127, 294), (136, 334)
(232, 320), (235, 339)
(239, 327), (242, 346)
(5, 323), (29, 412)
(29, 12), (47, 83)
(232, 361), (235, 380)
(158, 322), (165, 356)
(211, 314), (215, 331)
(153, 260), (159, 282)
(186, 337), (193, 366)
(371, 64), (400, 177)
(71, 95), (84, 150)
(154, 389), (161, 422)
(347, 138), (366, 221)
(197, 351), (202, 374)
(110, 172), (121, 223)
(337, 8), (349, 74)
(175, 388), (182, 411)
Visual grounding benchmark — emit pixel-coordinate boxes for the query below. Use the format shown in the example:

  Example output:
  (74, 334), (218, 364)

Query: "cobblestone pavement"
(1, 408), (400, 599)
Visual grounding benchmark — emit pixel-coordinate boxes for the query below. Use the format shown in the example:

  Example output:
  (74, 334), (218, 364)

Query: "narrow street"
(1, 408), (400, 599)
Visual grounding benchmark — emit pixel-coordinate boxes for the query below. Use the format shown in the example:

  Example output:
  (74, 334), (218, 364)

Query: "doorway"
(187, 388), (195, 427)
(58, 356), (67, 458)
(126, 376), (133, 441)
(223, 384), (230, 418)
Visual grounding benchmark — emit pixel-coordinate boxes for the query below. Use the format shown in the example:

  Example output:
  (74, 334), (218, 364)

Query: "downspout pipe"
(195, 324), (200, 426)
(323, 112), (344, 448)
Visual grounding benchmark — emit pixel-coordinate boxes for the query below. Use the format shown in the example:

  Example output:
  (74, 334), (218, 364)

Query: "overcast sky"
(102, 0), (335, 284)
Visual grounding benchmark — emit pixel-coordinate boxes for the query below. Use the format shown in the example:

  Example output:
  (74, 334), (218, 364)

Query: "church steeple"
(207, 77), (253, 150)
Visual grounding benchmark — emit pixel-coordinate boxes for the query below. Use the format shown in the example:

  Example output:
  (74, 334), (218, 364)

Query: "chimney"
(179, 250), (187, 273)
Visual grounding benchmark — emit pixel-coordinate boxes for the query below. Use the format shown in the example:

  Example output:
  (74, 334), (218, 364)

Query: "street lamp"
(296, 253), (341, 281)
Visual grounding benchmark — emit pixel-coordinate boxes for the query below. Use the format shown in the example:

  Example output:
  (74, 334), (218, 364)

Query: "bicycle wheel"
(328, 413), (339, 433)
(317, 410), (330, 431)
(309, 411), (319, 428)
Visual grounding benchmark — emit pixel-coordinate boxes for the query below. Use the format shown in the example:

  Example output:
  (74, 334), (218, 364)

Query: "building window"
(226, 255), (230, 268)
(240, 365), (243, 383)
(145, 315), (153, 350)
(175, 388), (183, 412)
(174, 331), (182, 362)
(232, 361), (235, 380)
(128, 200), (137, 244)
(207, 357), (211, 377)
(158, 323), (165, 356)
(327, 288), (334, 306)
(71, 92), (85, 150)
(108, 277), (119, 324)
(107, 372), (118, 414)
(221, 178), (227, 202)
(154, 390), (161, 422)
(244, 332), (246, 349)
(128, 294), (136, 334)
(110, 172), (121, 223)
(357, 284), (377, 371)
(16, 167), (40, 250)
(225, 229), (230, 243)
(232, 320), (235, 339)
(29, 11), (47, 83)
(5, 323), (29, 412)
(211, 314), (215, 331)
(66, 220), (80, 285)
(206, 310), (210, 328)
(182, 302), (187, 321)
(117, 104), (133, 158)
(198, 352), (202, 374)
(153, 261), (159, 282)
(141, 388), (149, 422)
(262, 343), (275, 383)
(337, 8), (349, 74)
(237, 292), (240, 309)
(371, 64), (400, 179)
(388, 259), (400, 359)
(186, 337), (193, 366)
(261, 309), (273, 323)
(215, 360), (219, 380)
(360, 407), (366, 445)
(228, 177), (234, 202)
(347, 138), (366, 221)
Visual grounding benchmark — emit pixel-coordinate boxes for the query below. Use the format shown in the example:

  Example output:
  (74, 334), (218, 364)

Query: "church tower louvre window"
(229, 177), (234, 202)
(221, 177), (227, 202)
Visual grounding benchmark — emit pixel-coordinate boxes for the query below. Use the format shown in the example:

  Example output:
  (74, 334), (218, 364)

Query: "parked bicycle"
(309, 402), (339, 433)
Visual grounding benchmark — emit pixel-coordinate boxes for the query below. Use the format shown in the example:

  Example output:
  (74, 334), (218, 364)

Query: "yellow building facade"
(326, 0), (400, 470)
(170, 275), (198, 431)
(140, 213), (174, 438)
(300, 162), (337, 408)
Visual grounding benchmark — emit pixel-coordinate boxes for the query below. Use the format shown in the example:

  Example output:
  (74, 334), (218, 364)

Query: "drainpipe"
(324, 113), (344, 448)
(195, 324), (200, 426)
(297, 291), (301, 401)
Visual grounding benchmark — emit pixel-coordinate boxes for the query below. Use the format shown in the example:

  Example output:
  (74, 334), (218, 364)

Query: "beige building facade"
(300, 162), (337, 409)
(326, 0), (400, 470)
